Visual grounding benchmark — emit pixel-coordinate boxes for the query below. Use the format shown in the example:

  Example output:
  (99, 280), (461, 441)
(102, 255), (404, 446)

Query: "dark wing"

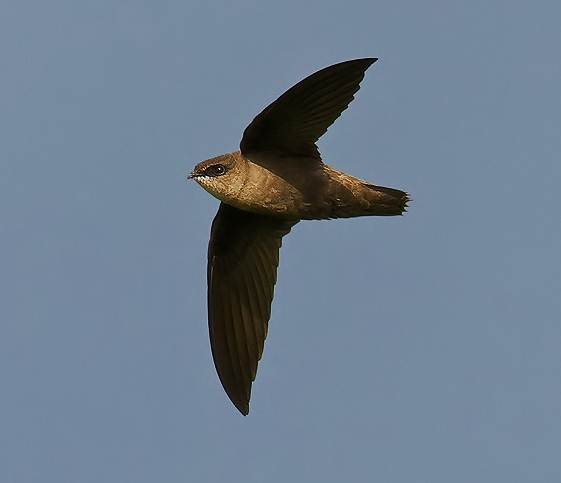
(207, 202), (297, 415)
(240, 58), (377, 158)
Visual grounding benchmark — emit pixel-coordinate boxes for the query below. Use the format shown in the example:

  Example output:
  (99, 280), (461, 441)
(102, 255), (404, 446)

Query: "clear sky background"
(2, 1), (561, 482)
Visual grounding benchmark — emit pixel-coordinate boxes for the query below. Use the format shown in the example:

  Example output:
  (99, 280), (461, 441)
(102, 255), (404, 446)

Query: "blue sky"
(2, 1), (561, 481)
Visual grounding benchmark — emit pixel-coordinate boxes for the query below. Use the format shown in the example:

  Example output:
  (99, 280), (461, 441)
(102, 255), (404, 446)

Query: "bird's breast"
(233, 153), (333, 219)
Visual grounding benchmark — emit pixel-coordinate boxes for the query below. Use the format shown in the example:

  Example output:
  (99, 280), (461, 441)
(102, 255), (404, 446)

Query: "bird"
(189, 58), (409, 415)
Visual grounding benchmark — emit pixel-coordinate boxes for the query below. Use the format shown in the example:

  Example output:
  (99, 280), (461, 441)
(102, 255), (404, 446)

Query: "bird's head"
(188, 152), (248, 204)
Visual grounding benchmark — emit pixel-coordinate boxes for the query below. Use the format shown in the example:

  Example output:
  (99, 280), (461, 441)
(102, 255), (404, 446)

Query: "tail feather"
(325, 181), (409, 219)
(362, 183), (410, 216)
(320, 165), (410, 219)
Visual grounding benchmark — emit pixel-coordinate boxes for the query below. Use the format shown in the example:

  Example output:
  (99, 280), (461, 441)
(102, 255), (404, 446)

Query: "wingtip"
(357, 57), (377, 65)
(341, 57), (378, 67)
(236, 402), (249, 416)
(226, 386), (250, 416)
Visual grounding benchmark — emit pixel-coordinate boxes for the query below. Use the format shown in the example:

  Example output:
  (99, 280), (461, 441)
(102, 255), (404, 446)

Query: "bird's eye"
(206, 164), (226, 177)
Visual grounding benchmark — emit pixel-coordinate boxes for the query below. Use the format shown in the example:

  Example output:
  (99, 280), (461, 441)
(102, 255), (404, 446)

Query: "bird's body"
(189, 58), (409, 415)
(194, 150), (407, 220)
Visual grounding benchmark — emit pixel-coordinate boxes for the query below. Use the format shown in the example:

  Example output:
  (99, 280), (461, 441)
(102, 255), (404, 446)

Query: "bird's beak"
(187, 171), (196, 179)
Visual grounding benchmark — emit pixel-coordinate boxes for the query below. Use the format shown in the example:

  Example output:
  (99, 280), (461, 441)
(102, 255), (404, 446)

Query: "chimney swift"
(189, 58), (409, 415)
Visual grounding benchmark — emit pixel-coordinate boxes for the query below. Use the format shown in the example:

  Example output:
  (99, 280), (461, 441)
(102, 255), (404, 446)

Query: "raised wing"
(240, 58), (377, 158)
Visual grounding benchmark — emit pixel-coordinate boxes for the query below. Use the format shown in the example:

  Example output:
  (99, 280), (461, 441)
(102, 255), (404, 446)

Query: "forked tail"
(362, 183), (410, 216)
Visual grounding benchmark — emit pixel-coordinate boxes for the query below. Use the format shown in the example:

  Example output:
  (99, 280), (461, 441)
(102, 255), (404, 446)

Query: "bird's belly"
(229, 156), (325, 219)
(233, 174), (307, 218)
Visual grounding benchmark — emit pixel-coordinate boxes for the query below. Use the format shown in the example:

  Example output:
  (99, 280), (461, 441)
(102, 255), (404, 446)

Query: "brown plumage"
(189, 58), (409, 415)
